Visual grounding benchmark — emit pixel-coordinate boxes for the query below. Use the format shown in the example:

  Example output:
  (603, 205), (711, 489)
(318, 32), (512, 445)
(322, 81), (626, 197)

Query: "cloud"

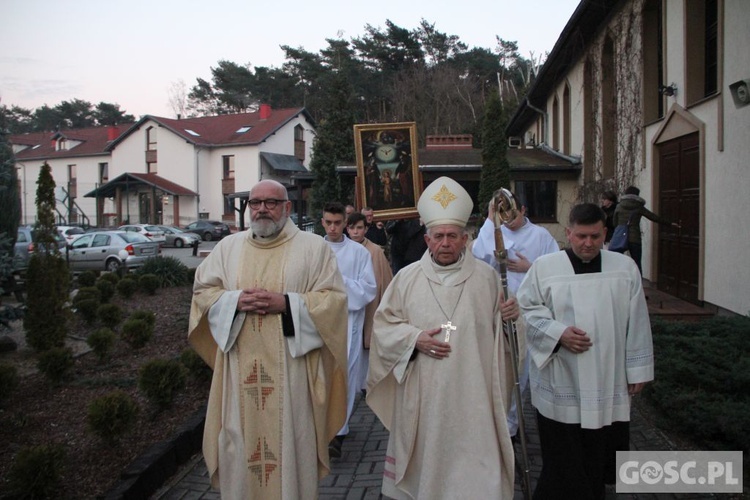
(0, 76), (84, 107)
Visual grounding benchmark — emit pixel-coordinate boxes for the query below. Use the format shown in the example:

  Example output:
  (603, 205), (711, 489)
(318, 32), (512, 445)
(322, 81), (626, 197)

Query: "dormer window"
(56, 138), (67, 151)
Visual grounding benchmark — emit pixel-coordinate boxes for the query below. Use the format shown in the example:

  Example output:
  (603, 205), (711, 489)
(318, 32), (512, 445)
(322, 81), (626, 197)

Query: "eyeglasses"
(248, 198), (287, 210)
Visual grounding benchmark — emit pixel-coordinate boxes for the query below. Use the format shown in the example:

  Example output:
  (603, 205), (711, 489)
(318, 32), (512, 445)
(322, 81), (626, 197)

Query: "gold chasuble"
(189, 220), (348, 499)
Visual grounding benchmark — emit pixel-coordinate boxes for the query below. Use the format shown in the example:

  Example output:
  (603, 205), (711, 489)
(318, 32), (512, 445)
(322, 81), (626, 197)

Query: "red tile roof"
(10, 124), (133, 160)
(108, 107), (313, 150)
(83, 172), (197, 198)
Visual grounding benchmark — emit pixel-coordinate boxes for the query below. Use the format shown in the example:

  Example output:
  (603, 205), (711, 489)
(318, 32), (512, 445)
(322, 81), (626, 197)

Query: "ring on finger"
(429, 349), (436, 355)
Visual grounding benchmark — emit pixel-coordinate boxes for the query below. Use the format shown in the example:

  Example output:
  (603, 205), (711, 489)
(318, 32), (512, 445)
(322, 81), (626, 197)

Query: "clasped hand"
(237, 287), (286, 315)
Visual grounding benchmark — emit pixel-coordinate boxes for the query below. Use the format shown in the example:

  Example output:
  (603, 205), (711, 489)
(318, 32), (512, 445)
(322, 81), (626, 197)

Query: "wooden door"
(657, 133), (700, 304)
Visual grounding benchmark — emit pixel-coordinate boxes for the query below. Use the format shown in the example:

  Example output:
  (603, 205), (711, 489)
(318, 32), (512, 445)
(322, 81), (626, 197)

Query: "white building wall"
(15, 154), (109, 227)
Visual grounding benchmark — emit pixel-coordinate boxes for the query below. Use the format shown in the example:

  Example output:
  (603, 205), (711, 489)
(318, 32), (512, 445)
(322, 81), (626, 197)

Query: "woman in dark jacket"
(600, 190), (618, 244)
(613, 186), (679, 274)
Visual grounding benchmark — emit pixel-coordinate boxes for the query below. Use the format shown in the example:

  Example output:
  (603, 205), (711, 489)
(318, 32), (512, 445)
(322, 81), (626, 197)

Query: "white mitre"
(417, 176), (473, 229)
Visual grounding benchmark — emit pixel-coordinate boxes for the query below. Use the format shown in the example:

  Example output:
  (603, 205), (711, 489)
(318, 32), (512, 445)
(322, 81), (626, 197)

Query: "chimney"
(107, 125), (118, 141)
(259, 103), (272, 120)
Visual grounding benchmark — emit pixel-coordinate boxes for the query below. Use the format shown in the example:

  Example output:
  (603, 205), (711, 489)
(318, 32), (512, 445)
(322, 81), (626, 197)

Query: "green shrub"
(37, 346), (75, 384)
(24, 253), (70, 352)
(138, 273), (160, 295)
(180, 348), (212, 380)
(7, 444), (66, 499)
(95, 279), (115, 303)
(643, 316), (750, 453)
(186, 267), (197, 284)
(73, 285), (102, 305)
(0, 363), (19, 404)
(87, 328), (116, 362)
(87, 390), (139, 444)
(98, 271), (120, 285)
(97, 303), (123, 329)
(75, 298), (100, 324)
(121, 318), (153, 349)
(136, 256), (189, 288)
(129, 309), (156, 327)
(138, 358), (187, 409)
(77, 270), (97, 287)
(116, 277), (138, 298)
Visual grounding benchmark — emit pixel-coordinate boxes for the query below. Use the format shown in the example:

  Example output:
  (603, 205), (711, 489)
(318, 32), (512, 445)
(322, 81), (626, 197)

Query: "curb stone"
(102, 404), (206, 499)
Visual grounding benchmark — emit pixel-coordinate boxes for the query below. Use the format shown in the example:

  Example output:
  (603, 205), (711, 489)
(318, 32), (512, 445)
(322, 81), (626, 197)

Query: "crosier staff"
(492, 188), (532, 500)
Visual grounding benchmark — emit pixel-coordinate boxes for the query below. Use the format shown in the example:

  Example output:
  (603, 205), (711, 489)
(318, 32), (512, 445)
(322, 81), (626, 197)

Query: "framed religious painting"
(354, 122), (422, 221)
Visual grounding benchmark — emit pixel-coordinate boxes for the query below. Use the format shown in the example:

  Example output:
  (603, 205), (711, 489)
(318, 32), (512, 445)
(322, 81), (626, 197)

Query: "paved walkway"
(151, 390), (717, 500)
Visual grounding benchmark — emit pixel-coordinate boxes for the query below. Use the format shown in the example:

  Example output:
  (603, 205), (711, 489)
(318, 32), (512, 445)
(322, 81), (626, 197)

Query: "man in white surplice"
(517, 203), (654, 500)
(188, 180), (348, 499)
(367, 177), (518, 499)
(321, 202), (377, 457)
(471, 192), (559, 438)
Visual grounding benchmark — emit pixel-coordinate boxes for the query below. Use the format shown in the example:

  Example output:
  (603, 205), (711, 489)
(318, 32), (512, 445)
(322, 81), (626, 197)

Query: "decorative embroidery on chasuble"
(237, 237), (289, 495)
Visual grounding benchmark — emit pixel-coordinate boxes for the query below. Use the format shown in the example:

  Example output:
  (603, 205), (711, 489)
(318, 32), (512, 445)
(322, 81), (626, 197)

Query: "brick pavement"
(151, 392), (716, 500)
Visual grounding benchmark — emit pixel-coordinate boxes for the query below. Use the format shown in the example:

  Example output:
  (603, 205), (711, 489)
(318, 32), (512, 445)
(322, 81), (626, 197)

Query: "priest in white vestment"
(367, 177), (517, 500)
(517, 203), (654, 500)
(188, 180), (348, 499)
(471, 193), (560, 437)
(321, 203), (377, 455)
(345, 211), (393, 393)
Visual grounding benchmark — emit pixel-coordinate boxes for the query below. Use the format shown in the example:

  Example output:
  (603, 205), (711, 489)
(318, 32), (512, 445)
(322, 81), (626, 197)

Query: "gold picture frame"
(354, 122), (422, 220)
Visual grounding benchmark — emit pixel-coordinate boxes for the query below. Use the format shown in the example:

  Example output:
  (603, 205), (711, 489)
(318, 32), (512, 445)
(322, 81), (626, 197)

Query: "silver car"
(157, 226), (201, 248)
(67, 231), (161, 272)
(117, 224), (166, 243)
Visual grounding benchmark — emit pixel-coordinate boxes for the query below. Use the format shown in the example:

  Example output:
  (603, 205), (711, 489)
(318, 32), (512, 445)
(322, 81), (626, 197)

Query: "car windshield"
(165, 227), (184, 233)
(118, 232), (150, 243)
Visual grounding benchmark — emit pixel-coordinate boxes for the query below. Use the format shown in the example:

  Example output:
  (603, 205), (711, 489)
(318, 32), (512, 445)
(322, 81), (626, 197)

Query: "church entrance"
(656, 132), (700, 304)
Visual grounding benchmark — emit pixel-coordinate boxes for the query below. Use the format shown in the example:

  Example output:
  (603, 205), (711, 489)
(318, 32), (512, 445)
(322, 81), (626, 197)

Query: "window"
(601, 36), (616, 179)
(147, 126), (157, 151)
(685, 0), (719, 103)
(223, 155), (235, 180)
(92, 234), (110, 247)
(223, 196), (234, 216)
(294, 124), (305, 161)
(99, 162), (109, 184)
(56, 138), (67, 151)
(147, 162), (158, 174)
(514, 181), (557, 222)
(68, 164), (77, 198)
(562, 84), (571, 155)
(236, 125), (252, 134)
(642, 0), (664, 121)
(552, 95), (560, 151)
(294, 124), (304, 141)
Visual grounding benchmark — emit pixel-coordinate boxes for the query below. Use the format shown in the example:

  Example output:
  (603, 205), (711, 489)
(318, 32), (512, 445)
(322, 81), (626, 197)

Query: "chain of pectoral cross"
(427, 280), (466, 342)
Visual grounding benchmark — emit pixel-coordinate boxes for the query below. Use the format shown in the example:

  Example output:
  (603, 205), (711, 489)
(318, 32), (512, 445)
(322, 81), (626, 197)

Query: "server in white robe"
(517, 203), (654, 500)
(322, 202), (376, 454)
(368, 177), (517, 500)
(472, 193), (559, 436)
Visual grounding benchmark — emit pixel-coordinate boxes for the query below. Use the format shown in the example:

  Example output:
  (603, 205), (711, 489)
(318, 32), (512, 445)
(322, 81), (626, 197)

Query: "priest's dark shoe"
(328, 435), (345, 459)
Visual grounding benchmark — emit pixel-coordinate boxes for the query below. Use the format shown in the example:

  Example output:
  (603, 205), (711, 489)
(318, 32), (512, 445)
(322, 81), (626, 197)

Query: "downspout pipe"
(525, 98), (548, 146)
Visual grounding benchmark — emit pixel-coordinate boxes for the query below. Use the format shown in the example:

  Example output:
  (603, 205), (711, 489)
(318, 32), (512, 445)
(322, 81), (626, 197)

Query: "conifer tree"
(478, 89), (511, 215)
(0, 117), (23, 325)
(308, 71), (356, 233)
(24, 163), (70, 351)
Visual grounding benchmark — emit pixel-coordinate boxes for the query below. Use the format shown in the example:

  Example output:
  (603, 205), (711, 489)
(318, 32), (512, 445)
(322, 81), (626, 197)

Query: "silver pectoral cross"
(441, 321), (457, 342)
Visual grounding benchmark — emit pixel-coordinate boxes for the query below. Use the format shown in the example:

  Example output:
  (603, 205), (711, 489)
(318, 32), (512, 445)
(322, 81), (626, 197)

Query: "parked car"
(118, 224), (166, 242)
(67, 231), (161, 272)
(13, 226), (67, 273)
(157, 226), (201, 248)
(56, 225), (86, 243)
(183, 220), (231, 241)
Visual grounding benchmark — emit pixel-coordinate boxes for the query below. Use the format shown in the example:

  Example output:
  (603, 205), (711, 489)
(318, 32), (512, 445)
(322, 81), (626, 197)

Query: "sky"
(1, 0), (581, 119)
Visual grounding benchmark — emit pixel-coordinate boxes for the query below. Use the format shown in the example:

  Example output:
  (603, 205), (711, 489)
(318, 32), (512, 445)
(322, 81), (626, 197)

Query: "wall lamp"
(729, 79), (750, 108)
(659, 83), (677, 97)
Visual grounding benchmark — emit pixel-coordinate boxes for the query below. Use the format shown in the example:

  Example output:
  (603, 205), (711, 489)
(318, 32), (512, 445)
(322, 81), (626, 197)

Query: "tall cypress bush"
(24, 163), (70, 351)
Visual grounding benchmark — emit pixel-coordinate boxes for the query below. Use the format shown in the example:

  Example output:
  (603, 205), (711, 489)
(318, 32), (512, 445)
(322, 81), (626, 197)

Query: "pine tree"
(24, 163), (70, 351)
(478, 89), (511, 215)
(0, 116), (24, 325)
(308, 72), (356, 233)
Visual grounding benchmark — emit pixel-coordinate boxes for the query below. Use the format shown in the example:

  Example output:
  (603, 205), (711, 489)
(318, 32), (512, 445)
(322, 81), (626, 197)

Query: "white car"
(57, 225), (86, 243)
(157, 226), (201, 248)
(118, 224), (166, 242)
